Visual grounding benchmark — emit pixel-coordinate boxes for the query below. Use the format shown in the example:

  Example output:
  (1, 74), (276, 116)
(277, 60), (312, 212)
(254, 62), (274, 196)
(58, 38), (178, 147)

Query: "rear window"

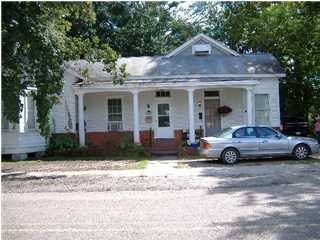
(216, 128), (233, 138)
(233, 127), (257, 138)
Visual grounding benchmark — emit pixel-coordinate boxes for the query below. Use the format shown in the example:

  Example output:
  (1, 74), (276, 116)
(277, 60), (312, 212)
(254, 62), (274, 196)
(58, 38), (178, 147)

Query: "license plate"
(296, 131), (301, 135)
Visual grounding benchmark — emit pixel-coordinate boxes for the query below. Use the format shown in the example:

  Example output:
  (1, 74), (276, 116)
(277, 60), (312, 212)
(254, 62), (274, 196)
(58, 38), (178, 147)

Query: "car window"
(257, 127), (278, 138)
(233, 127), (257, 138)
(217, 128), (233, 138)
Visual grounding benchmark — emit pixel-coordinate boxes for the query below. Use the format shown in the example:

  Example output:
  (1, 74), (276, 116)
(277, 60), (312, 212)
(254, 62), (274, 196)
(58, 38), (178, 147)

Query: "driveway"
(2, 159), (320, 240)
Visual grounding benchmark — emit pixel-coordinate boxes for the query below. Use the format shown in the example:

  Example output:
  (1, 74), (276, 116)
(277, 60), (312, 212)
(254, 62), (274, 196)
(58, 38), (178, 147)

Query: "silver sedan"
(200, 125), (319, 164)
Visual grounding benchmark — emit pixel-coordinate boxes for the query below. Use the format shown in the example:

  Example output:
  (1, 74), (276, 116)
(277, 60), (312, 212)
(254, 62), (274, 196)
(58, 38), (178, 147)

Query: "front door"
(155, 103), (173, 138)
(256, 127), (290, 155)
(204, 99), (221, 136)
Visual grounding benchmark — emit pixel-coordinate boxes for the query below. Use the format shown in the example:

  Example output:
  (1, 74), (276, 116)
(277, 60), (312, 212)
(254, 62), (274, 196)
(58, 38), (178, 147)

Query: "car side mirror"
(276, 133), (282, 139)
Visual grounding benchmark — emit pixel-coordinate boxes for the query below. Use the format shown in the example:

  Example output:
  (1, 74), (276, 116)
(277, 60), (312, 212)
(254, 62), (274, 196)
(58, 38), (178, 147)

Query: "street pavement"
(2, 160), (320, 240)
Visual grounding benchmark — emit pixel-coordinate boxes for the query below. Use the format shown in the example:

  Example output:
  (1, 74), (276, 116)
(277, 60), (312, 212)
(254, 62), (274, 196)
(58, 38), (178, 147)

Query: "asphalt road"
(2, 162), (320, 240)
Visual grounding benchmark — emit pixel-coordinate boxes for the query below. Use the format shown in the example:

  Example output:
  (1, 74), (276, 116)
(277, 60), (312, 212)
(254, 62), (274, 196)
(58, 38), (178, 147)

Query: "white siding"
(2, 131), (46, 154)
(139, 91), (154, 131)
(84, 92), (133, 132)
(220, 88), (246, 129)
(253, 79), (280, 127)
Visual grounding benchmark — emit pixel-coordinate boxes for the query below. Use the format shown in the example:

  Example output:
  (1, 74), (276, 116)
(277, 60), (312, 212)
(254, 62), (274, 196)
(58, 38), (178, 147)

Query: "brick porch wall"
(85, 131), (133, 149)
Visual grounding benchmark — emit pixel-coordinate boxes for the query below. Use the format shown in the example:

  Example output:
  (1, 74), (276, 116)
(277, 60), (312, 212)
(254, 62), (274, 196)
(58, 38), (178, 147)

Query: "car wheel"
(221, 148), (239, 164)
(293, 144), (309, 160)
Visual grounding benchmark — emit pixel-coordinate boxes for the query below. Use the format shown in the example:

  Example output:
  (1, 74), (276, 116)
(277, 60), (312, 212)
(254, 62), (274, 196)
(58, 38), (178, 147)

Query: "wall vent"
(192, 44), (211, 56)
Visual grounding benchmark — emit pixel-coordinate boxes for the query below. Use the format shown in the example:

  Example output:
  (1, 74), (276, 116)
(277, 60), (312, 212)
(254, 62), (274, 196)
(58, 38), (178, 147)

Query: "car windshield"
(216, 127), (233, 138)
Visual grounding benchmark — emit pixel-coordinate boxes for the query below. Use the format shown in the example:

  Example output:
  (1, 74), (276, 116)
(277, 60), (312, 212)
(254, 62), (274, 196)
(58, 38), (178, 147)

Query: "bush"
(53, 136), (78, 150)
(117, 133), (149, 157)
(48, 134), (82, 156)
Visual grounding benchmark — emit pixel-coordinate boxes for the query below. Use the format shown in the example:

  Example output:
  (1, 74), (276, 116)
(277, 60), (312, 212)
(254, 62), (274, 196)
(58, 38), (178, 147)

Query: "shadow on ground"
(202, 162), (320, 240)
(178, 157), (319, 168)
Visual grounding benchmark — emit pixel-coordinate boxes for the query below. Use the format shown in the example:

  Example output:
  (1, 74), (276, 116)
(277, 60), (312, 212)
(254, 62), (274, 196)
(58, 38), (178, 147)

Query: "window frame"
(254, 94), (270, 125)
(155, 90), (171, 98)
(26, 95), (37, 130)
(106, 97), (123, 131)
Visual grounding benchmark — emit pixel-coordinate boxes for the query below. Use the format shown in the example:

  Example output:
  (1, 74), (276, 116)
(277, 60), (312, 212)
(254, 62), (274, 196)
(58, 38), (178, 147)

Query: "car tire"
(221, 148), (239, 164)
(293, 144), (309, 160)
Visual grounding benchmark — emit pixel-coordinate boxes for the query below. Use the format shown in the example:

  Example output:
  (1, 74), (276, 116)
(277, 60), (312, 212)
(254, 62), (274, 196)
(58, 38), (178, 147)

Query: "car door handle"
(232, 141), (241, 144)
(262, 140), (268, 143)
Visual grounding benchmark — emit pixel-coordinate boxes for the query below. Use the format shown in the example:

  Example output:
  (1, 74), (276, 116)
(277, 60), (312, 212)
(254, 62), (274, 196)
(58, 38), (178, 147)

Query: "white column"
(19, 96), (26, 133)
(188, 89), (196, 144)
(78, 93), (85, 146)
(246, 87), (253, 125)
(132, 90), (140, 143)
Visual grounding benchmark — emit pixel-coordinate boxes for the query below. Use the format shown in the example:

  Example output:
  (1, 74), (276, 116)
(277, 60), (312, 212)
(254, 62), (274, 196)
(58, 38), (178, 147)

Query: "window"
(1, 103), (9, 130)
(157, 103), (170, 127)
(233, 127), (257, 138)
(27, 96), (36, 129)
(257, 127), (278, 139)
(204, 91), (219, 97)
(255, 94), (270, 125)
(107, 98), (122, 131)
(156, 90), (170, 98)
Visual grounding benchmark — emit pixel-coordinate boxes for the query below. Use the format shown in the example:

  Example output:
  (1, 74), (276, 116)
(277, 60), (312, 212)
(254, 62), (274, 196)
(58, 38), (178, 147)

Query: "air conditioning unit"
(192, 44), (211, 56)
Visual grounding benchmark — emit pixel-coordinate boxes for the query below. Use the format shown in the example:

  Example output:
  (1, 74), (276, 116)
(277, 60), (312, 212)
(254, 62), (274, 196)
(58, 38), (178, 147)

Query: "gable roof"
(67, 33), (285, 82)
(166, 33), (240, 57)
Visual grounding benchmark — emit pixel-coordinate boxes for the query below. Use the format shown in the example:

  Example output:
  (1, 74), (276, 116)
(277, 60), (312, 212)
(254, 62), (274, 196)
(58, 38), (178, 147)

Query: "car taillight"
(201, 141), (212, 149)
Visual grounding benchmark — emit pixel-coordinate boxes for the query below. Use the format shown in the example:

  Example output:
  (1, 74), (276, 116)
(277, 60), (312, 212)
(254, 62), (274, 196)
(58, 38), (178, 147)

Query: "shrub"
(48, 134), (81, 156)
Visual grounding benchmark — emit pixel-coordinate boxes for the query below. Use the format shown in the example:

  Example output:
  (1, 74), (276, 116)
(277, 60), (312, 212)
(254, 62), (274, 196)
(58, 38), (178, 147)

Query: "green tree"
(93, 2), (198, 56)
(2, 2), (120, 139)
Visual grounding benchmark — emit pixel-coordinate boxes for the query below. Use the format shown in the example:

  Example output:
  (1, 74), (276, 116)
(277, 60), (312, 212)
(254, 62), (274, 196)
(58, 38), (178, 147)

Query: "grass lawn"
(1, 155), (150, 172)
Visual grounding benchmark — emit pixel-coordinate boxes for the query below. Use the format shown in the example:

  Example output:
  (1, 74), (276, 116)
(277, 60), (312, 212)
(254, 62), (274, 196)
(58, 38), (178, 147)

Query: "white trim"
(73, 81), (260, 95)
(78, 93), (85, 146)
(166, 33), (240, 57)
(154, 92), (174, 139)
(254, 93), (271, 126)
(124, 74), (285, 81)
(106, 96), (124, 132)
(26, 95), (37, 131)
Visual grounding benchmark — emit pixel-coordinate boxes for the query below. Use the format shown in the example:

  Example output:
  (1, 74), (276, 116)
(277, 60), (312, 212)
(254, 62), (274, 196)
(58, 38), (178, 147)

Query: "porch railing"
(107, 121), (123, 131)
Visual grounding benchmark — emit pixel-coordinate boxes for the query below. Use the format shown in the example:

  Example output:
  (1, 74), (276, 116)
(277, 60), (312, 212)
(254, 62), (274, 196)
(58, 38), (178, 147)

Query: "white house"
(1, 34), (285, 158)
(1, 91), (46, 160)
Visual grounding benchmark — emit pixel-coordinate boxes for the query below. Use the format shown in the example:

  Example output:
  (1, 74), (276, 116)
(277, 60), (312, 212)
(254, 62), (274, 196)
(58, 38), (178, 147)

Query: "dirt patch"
(1, 159), (149, 173)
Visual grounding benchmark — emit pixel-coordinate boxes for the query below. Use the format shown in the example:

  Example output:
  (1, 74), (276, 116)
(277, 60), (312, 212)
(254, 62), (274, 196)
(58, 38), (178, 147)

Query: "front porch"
(75, 83), (256, 152)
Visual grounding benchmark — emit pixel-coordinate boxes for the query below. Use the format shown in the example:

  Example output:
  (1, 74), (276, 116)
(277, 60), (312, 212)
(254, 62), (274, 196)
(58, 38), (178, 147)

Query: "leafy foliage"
(2, 2), (120, 139)
(94, 2), (199, 56)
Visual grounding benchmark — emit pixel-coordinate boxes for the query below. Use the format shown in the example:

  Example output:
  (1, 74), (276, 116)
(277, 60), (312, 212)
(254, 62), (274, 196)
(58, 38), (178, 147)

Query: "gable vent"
(192, 44), (211, 56)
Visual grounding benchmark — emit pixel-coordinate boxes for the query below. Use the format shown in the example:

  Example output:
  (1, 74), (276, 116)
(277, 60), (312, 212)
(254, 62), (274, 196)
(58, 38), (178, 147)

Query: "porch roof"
(67, 53), (285, 83)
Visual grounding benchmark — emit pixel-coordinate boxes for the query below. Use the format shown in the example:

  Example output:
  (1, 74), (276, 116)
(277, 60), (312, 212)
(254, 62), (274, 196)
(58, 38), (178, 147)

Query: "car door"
(256, 127), (290, 155)
(232, 127), (260, 156)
